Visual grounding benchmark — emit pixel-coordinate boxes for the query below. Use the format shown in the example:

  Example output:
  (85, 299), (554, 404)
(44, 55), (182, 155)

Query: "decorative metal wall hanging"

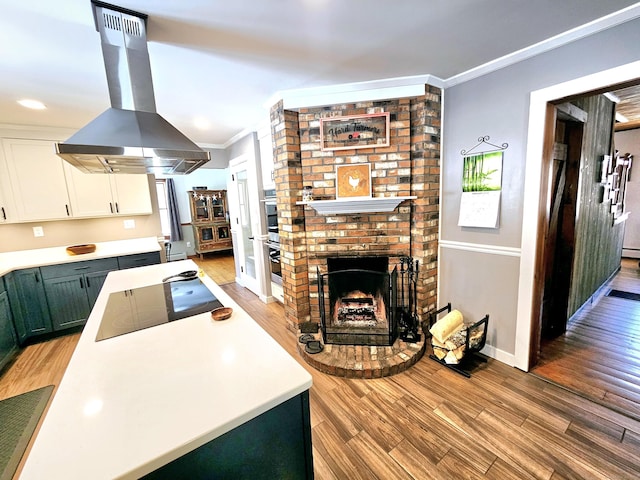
(460, 135), (508, 156)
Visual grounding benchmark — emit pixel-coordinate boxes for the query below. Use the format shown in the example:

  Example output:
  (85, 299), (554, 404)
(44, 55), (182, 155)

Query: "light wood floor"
(532, 258), (640, 422)
(2, 253), (640, 479)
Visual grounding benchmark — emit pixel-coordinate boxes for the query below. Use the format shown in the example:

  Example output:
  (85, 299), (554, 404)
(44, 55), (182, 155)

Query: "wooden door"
(540, 116), (584, 339)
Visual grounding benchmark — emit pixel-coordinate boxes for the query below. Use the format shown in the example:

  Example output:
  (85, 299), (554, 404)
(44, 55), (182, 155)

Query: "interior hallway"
(532, 258), (640, 422)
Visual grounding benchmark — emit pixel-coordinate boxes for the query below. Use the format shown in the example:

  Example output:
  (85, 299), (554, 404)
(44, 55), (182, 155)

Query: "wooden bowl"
(66, 244), (97, 255)
(211, 307), (233, 321)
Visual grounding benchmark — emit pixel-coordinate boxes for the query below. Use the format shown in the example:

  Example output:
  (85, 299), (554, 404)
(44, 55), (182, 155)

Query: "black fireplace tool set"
(398, 257), (421, 343)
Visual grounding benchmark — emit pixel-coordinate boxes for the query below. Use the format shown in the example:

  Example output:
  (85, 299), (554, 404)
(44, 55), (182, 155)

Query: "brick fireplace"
(318, 256), (397, 346)
(270, 86), (441, 341)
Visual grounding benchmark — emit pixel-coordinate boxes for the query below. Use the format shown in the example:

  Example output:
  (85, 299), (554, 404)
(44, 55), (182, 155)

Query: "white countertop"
(18, 259), (312, 479)
(0, 237), (162, 276)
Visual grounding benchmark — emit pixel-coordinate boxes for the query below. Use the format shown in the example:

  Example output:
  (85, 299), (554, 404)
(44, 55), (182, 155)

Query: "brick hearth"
(297, 334), (426, 378)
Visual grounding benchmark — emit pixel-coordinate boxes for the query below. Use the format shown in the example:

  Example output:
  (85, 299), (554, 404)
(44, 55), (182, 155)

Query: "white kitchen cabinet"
(1, 138), (72, 222)
(64, 162), (152, 217)
(64, 162), (115, 217)
(0, 146), (17, 223)
(109, 174), (152, 215)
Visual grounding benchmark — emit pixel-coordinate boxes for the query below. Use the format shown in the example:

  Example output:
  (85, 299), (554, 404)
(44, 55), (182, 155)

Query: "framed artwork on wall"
(335, 163), (372, 199)
(320, 112), (390, 151)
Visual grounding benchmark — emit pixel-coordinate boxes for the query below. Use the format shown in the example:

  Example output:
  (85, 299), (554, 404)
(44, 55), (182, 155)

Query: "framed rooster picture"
(336, 163), (372, 199)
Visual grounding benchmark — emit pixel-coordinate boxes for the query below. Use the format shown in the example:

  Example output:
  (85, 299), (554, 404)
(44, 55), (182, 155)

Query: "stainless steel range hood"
(56, 1), (210, 174)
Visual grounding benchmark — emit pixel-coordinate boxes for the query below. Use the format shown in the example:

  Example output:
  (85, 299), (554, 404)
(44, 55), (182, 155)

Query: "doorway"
(228, 156), (263, 297)
(540, 107), (585, 341)
(515, 60), (640, 371)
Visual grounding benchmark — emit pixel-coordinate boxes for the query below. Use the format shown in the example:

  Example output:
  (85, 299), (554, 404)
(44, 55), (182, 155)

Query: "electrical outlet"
(186, 241), (191, 248)
(33, 226), (44, 237)
(123, 219), (136, 229)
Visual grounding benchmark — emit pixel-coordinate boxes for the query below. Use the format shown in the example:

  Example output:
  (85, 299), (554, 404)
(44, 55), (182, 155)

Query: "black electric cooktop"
(95, 278), (223, 341)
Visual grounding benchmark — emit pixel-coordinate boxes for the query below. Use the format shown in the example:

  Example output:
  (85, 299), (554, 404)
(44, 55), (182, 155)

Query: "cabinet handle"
(115, 202), (119, 213)
(1, 207), (5, 220)
(79, 278), (84, 289)
(86, 277), (91, 288)
(35, 272), (40, 283)
(65, 204), (70, 216)
(110, 202), (114, 213)
(74, 266), (90, 271)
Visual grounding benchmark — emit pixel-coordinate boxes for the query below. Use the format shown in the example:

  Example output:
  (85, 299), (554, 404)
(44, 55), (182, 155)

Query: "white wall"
(440, 16), (640, 367)
(615, 129), (640, 257)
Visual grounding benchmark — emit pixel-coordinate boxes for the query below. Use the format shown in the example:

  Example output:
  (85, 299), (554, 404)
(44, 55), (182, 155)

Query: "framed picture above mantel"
(320, 112), (390, 151)
(336, 163), (372, 199)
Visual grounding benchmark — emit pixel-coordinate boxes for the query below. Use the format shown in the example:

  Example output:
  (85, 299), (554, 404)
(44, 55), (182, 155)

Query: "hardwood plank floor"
(194, 250), (236, 285)
(532, 258), (640, 422)
(209, 255), (640, 479)
(1, 253), (640, 479)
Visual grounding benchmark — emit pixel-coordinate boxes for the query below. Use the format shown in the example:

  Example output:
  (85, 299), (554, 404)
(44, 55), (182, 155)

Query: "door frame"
(228, 155), (268, 299)
(515, 60), (640, 371)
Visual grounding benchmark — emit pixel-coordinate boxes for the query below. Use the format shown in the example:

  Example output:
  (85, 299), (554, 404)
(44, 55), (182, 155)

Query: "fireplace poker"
(399, 257), (408, 333)
(401, 259), (421, 343)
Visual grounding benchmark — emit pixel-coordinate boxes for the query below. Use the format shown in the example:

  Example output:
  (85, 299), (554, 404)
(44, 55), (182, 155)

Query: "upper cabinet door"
(109, 175), (152, 215)
(64, 161), (114, 217)
(2, 138), (71, 221)
(0, 145), (17, 223)
(64, 162), (152, 217)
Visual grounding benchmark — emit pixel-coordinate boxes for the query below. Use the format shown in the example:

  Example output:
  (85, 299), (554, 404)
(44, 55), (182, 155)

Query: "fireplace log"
(429, 309), (463, 343)
(429, 310), (476, 365)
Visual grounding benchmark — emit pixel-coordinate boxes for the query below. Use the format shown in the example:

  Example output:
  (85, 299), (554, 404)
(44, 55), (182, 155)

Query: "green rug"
(0, 385), (54, 480)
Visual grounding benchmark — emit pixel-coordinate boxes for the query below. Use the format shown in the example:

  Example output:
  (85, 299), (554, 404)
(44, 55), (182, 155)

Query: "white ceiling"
(1, 0), (639, 146)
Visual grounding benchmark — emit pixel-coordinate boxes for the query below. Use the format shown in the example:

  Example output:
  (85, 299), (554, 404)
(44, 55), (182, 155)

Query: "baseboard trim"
(480, 344), (516, 367)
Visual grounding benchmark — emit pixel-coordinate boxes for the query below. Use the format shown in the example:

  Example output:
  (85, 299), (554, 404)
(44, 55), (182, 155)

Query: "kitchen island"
(18, 260), (313, 479)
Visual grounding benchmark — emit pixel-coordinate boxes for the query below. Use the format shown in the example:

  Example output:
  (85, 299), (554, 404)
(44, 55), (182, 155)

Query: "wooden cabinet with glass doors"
(188, 190), (232, 258)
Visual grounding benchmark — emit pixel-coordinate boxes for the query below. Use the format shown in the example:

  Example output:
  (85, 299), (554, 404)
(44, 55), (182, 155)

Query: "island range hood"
(55, 1), (210, 175)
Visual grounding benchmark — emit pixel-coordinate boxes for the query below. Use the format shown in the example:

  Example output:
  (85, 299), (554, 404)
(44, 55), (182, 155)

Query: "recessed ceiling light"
(18, 99), (47, 110)
(194, 117), (210, 130)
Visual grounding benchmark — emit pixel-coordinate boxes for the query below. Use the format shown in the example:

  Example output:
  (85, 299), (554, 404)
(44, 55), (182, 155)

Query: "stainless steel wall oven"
(264, 190), (282, 285)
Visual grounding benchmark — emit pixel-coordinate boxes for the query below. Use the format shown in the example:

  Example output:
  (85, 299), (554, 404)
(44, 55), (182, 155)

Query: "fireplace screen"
(317, 258), (397, 346)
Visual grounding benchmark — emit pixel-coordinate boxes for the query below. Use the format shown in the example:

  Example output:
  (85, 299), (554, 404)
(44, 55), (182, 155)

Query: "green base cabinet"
(41, 258), (118, 331)
(117, 252), (161, 270)
(3, 251), (160, 344)
(5, 268), (53, 344)
(142, 391), (313, 480)
(0, 281), (18, 371)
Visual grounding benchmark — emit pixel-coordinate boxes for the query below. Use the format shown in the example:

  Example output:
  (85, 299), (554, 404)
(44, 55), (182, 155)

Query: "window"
(155, 179), (171, 238)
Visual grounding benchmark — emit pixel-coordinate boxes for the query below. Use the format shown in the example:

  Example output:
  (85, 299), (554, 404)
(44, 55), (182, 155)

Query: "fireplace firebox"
(317, 257), (398, 346)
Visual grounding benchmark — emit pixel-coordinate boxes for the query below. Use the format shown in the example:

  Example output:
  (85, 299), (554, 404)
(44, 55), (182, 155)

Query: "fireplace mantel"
(297, 196), (416, 215)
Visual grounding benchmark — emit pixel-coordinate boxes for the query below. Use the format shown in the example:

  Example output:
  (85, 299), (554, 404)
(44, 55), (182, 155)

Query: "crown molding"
(273, 74), (444, 111)
(443, 3), (640, 88)
(265, 3), (640, 112)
